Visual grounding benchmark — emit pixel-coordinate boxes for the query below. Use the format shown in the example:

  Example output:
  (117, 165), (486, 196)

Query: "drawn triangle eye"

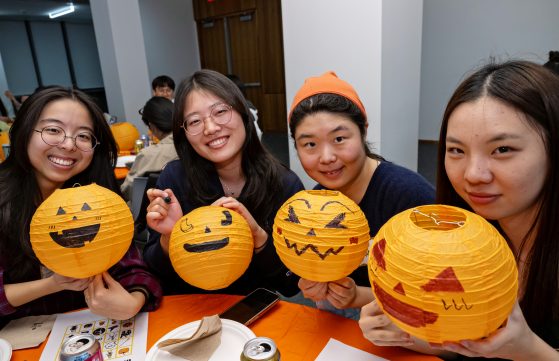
(421, 267), (465, 292)
(56, 207), (66, 215)
(81, 203), (92, 211)
(285, 206), (300, 224)
(325, 213), (347, 228)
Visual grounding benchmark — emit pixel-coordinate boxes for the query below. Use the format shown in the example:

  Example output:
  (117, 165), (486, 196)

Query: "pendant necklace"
(219, 178), (236, 196)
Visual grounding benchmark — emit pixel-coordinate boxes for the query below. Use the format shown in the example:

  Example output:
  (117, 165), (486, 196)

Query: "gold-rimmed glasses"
(33, 125), (99, 151)
(182, 103), (233, 136)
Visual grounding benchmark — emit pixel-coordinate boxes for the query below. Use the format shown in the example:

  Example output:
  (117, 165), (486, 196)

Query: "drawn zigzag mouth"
(284, 238), (344, 260)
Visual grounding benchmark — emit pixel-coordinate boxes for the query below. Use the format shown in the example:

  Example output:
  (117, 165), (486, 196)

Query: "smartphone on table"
(220, 288), (280, 326)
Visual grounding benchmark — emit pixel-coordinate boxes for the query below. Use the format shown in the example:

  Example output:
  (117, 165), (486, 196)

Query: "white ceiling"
(0, 0), (91, 22)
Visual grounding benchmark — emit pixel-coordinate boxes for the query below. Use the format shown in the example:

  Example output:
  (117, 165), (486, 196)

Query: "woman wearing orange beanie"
(288, 71), (434, 314)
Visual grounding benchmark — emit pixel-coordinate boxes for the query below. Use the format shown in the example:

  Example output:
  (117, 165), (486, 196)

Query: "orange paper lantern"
(30, 183), (133, 278)
(368, 204), (518, 343)
(0, 131), (9, 161)
(273, 190), (370, 282)
(169, 206), (254, 290)
(110, 122), (140, 152)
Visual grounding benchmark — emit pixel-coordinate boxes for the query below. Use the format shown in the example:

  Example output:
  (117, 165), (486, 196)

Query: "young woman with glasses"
(143, 69), (304, 296)
(0, 87), (162, 324)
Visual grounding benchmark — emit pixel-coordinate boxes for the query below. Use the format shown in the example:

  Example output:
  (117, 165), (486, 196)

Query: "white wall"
(282, 0), (382, 188)
(380, 0), (423, 172)
(139, 0), (200, 87)
(419, 0), (559, 140)
(282, 0), (423, 188)
(91, 0), (151, 131)
(91, 0), (199, 132)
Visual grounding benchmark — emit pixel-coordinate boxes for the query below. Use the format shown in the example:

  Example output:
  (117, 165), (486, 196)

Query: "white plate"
(146, 319), (255, 361)
(0, 339), (12, 361)
(116, 155), (136, 167)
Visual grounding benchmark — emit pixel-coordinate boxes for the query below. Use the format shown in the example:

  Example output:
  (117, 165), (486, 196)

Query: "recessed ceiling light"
(48, 3), (75, 19)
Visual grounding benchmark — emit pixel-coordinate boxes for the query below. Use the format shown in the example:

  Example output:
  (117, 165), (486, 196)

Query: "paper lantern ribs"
(368, 204), (518, 343)
(110, 122), (140, 152)
(273, 190), (370, 282)
(169, 206), (254, 290)
(30, 183), (133, 278)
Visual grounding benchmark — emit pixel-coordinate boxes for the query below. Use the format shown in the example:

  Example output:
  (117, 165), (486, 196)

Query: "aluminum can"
(60, 334), (103, 361)
(141, 134), (150, 148)
(240, 337), (280, 361)
(134, 139), (144, 154)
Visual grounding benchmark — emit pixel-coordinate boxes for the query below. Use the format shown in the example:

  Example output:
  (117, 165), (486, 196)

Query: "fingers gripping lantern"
(30, 183), (133, 278)
(273, 190), (370, 282)
(368, 204), (518, 343)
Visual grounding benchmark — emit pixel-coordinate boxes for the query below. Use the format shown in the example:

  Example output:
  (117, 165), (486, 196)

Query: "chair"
(131, 172), (160, 248)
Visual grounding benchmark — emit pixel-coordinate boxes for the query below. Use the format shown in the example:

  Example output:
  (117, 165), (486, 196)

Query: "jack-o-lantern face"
(179, 209), (232, 253)
(49, 202), (100, 248)
(273, 190), (370, 282)
(30, 184), (133, 278)
(368, 205), (518, 343)
(169, 206), (253, 290)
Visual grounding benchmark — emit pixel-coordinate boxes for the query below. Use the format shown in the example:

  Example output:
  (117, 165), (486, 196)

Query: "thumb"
(101, 271), (118, 287)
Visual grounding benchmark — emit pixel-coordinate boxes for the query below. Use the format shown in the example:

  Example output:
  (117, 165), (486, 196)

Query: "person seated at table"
(360, 61), (559, 359)
(120, 96), (178, 201)
(287, 71), (434, 317)
(152, 75), (175, 101)
(144, 69), (304, 296)
(0, 86), (162, 323)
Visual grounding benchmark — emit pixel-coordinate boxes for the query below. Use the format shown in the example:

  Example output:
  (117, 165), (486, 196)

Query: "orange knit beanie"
(288, 71), (366, 123)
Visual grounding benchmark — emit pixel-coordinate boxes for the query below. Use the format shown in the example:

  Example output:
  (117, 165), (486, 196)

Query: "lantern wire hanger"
(411, 208), (465, 228)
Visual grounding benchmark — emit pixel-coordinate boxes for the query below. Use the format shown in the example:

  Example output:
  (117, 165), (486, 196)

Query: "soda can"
(240, 337), (280, 361)
(141, 134), (150, 148)
(60, 334), (103, 361)
(134, 139), (144, 154)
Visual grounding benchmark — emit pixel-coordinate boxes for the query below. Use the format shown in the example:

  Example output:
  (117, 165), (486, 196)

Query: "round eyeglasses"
(34, 126), (99, 152)
(182, 103), (233, 136)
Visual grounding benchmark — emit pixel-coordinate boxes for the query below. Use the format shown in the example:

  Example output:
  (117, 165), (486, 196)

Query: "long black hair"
(0, 86), (120, 283)
(172, 69), (286, 231)
(436, 60), (559, 343)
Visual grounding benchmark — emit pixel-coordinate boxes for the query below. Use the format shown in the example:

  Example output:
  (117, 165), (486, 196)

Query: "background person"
(120, 96), (178, 201)
(151, 75), (175, 101)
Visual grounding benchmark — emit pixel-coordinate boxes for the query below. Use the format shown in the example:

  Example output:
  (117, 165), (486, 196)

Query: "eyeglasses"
(182, 103), (233, 136)
(34, 125), (99, 152)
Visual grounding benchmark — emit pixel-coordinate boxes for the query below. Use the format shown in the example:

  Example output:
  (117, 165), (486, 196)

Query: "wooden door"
(194, 0), (287, 133)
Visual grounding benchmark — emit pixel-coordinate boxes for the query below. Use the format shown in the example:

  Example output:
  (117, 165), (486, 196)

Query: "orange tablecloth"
(12, 294), (441, 361)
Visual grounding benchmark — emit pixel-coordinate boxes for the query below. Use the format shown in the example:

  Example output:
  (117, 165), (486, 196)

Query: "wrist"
(128, 289), (147, 313)
(46, 275), (63, 294)
(160, 234), (170, 255)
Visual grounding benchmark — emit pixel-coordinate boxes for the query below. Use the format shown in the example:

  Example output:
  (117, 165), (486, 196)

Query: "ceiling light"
(48, 3), (75, 19)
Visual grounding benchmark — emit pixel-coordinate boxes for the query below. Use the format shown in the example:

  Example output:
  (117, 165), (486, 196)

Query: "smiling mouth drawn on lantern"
(49, 224), (101, 248)
(284, 238), (344, 260)
(373, 282), (439, 328)
(372, 238), (474, 327)
(183, 238), (229, 253)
